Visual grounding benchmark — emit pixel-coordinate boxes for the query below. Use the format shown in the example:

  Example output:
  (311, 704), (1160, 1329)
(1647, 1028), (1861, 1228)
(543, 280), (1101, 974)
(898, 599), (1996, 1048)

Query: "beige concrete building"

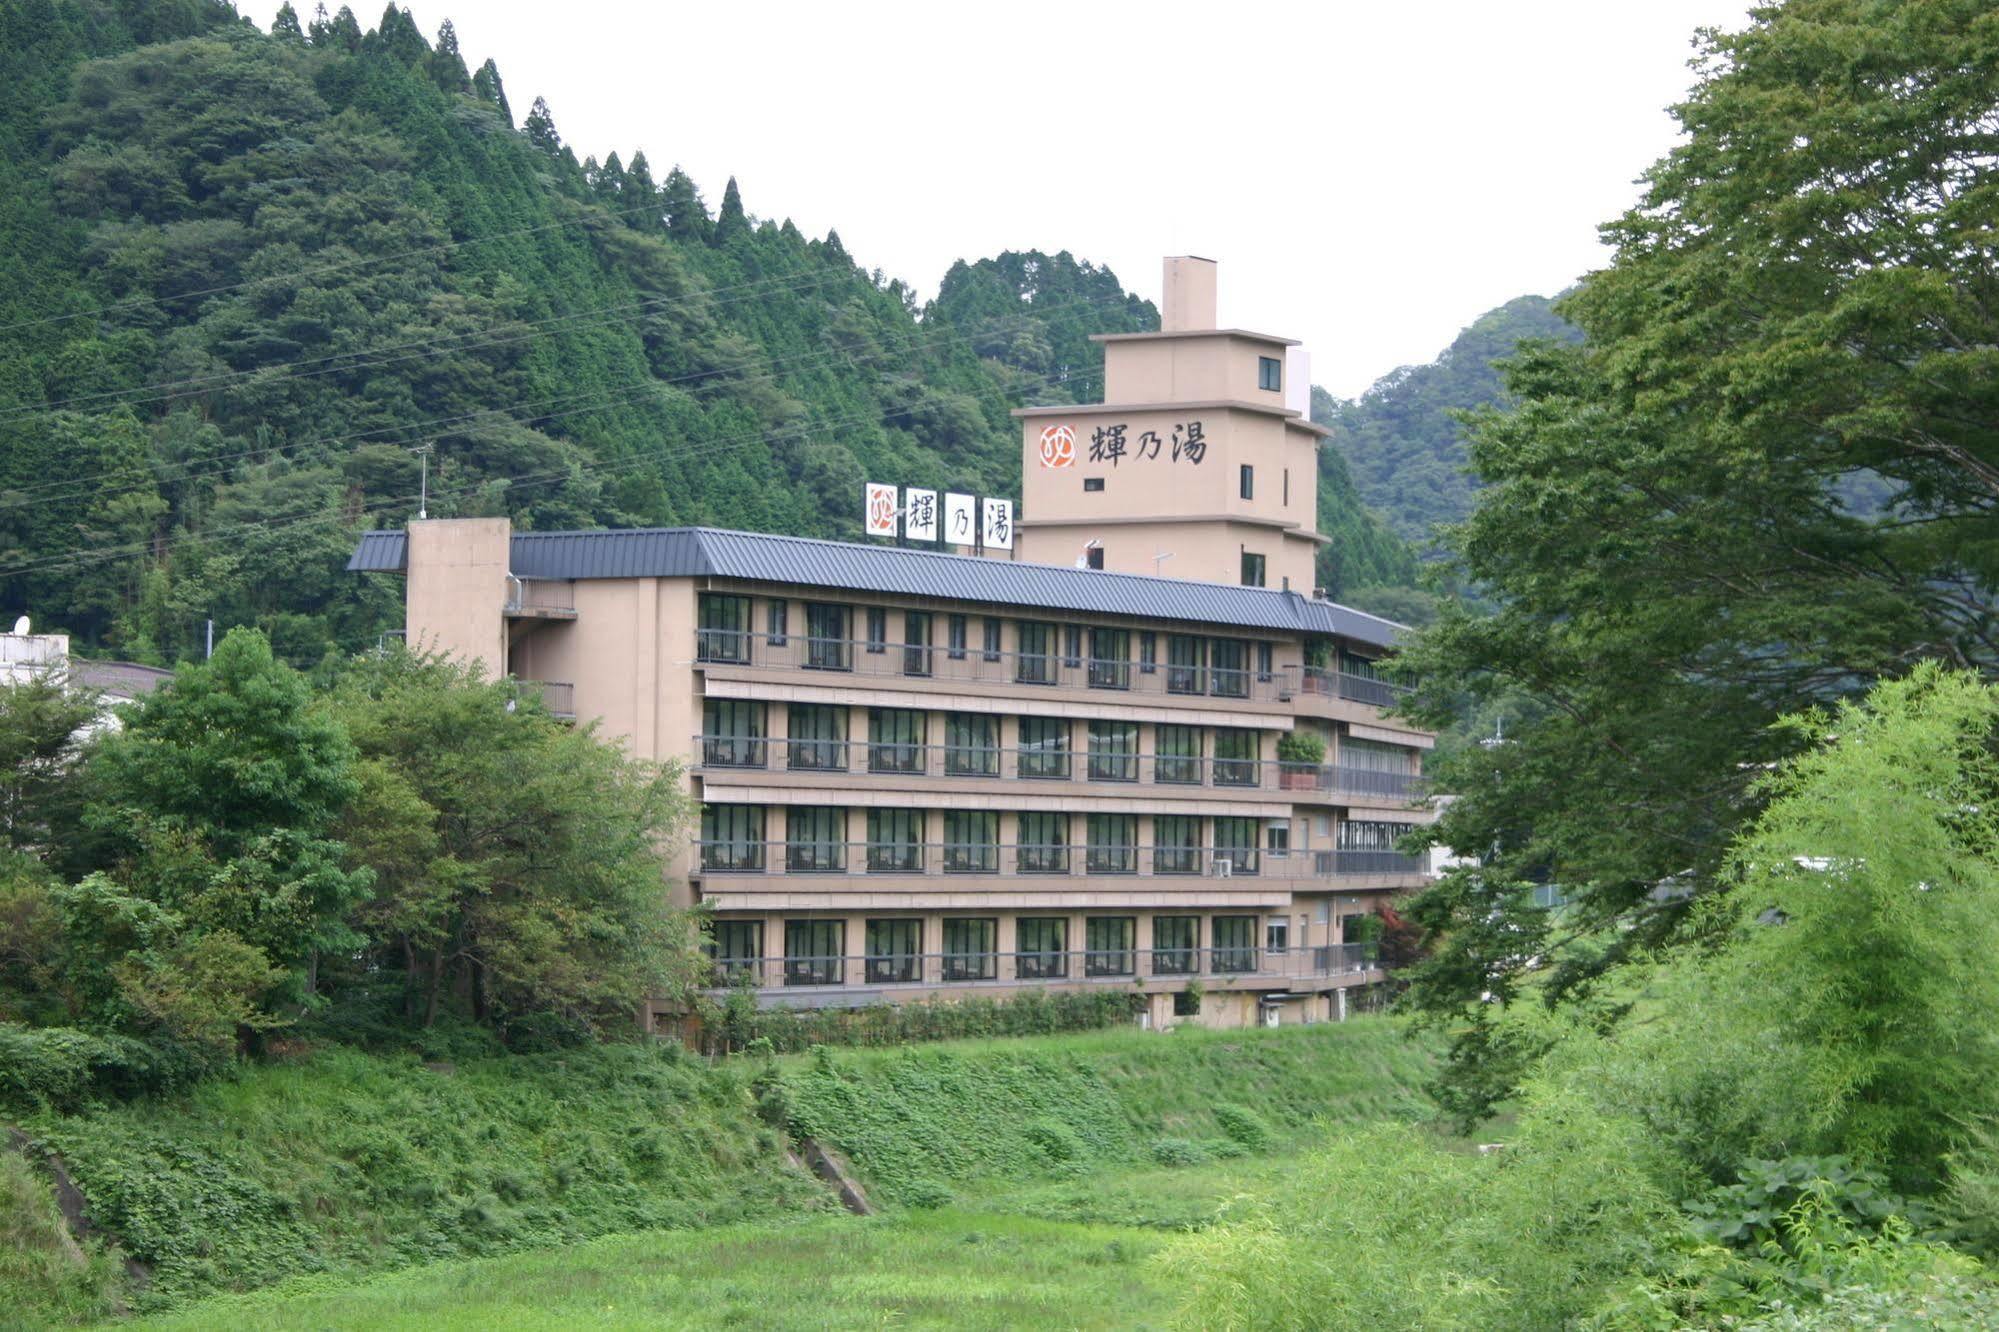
(350, 260), (1435, 1031)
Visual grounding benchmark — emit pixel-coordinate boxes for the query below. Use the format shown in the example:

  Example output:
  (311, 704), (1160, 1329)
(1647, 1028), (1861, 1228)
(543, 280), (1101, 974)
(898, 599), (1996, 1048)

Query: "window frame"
(1084, 916), (1136, 977)
(1016, 811), (1069, 874)
(783, 918), (844, 987)
(696, 593), (752, 664)
(804, 603), (850, 671)
(941, 916), (998, 981)
(1016, 916), (1069, 978)
(786, 703), (848, 772)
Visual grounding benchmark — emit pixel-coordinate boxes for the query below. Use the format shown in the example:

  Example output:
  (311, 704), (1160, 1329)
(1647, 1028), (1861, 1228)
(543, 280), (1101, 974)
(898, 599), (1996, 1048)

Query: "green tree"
(0, 670), (96, 855)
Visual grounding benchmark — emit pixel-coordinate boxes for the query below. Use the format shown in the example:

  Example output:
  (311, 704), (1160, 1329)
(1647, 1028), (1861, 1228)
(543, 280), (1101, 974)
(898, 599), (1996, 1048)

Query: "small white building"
(1, 619), (171, 732)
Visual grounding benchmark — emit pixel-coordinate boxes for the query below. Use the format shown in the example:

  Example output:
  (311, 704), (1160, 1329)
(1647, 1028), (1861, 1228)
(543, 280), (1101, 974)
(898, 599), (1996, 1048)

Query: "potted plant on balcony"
(1276, 730), (1325, 790)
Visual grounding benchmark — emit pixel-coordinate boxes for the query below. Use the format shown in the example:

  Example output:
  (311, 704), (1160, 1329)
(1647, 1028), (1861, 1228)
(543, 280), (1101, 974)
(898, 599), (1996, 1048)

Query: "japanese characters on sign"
(904, 488), (938, 541)
(943, 492), (976, 546)
(864, 482), (897, 536)
(1082, 419), (1208, 467)
(982, 497), (1014, 551)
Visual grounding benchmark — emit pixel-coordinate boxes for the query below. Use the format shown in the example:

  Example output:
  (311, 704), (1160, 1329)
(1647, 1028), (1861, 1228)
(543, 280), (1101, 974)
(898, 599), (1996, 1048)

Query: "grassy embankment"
(3, 1019), (1435, 1327)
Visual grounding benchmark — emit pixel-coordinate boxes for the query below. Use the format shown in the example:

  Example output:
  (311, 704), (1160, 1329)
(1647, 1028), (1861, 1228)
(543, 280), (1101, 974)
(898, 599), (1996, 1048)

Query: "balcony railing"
(694, 630), (1296, 704)
(695, 736), (1286, 790)
(1315, 848), (1428, 876)
(695, 840), (1275, 878)
(1301, 667), (1410, 709)
(503, 577), (577, 616)
(704, 942), (1380, 993)
(527, 680), (575, 718)
(1312, 764), (1420, 800)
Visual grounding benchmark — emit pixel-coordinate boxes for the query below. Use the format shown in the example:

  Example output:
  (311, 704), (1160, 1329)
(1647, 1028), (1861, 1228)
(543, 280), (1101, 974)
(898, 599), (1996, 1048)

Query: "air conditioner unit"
(1212, 858), (1233, 878)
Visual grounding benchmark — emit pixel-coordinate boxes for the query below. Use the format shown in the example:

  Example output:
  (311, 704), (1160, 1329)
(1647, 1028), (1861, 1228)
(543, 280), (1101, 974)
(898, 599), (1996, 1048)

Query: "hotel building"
(348, 259), (1436, 1030)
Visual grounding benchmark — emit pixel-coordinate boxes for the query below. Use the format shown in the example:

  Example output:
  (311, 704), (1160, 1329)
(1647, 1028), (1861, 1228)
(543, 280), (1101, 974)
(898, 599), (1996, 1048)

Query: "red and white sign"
(864, 483), (897, 537)
(1037, 423), (1076, 469)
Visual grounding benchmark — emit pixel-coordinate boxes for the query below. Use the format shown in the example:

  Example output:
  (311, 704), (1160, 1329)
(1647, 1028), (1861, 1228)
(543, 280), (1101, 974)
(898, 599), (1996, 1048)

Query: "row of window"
(709, 914), (1287, 985)
(695, 595), (1280, 696)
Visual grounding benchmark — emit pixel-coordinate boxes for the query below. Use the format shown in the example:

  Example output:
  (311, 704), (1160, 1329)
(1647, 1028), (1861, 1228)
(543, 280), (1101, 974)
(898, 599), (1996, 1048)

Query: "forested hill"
(0, 1), (1417, 668)
(1321, 295), (1579, 546)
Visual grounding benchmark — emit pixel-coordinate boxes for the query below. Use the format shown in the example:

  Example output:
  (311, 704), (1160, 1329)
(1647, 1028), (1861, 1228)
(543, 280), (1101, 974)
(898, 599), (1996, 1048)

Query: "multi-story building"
(348, 259), (1436, 1030)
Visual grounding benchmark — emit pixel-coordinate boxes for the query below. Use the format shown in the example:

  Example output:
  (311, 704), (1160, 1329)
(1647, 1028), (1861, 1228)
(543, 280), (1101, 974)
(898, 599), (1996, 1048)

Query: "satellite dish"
(10, 616), (26, 635)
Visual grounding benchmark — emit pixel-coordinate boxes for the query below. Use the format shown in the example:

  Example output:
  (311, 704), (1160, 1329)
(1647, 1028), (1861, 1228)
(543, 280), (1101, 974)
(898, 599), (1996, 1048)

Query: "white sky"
(246, 0), (1751, 397)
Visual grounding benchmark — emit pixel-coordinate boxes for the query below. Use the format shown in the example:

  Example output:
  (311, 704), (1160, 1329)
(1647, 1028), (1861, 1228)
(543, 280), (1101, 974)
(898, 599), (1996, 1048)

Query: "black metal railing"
(703, 943), (1381, 991)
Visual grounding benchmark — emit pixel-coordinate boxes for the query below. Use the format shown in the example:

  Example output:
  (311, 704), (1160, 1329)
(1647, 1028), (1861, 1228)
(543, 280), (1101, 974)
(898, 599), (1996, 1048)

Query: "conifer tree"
(523, 95), (561, 153)
(428, 18), (469, 93)
(270, 2), (305, 43)
(472, 57), (511, 125)
(715, 175), (747, 243)
(624, 150), (660, 227)
(662, 166), (710, 241)
(327, 5), (362, 52)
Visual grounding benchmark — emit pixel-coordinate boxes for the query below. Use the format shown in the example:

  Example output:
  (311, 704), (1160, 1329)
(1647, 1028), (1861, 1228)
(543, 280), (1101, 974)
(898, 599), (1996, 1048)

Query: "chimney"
(1161, 256), (1217, 332)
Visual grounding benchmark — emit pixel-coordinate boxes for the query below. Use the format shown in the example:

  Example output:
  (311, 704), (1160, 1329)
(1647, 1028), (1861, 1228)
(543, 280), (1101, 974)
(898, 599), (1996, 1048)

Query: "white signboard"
(982, 497), (1015, 551)
(904, 487), (938, 542)
(864, 482), (897, 537)
(943, 492), (977, 546)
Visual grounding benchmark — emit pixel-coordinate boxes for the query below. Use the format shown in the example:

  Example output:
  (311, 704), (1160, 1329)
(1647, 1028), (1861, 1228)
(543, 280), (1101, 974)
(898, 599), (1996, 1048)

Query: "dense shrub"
(697, 989), (1145, 1054)
(1150, 1138), (1211, 1168)
(0, 1023), (203, 1111)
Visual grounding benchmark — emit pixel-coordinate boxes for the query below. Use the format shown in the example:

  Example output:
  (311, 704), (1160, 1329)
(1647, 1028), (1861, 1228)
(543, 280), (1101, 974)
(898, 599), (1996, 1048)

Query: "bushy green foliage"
(0, 1148), (124, 1329)
(698, 987), (1144, 1053)
(0, 1021), (202, 1112)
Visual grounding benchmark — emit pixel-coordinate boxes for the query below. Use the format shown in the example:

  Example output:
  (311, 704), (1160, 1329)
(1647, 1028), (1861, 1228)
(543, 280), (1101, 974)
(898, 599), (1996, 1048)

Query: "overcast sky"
(248, 1), (1751, 397)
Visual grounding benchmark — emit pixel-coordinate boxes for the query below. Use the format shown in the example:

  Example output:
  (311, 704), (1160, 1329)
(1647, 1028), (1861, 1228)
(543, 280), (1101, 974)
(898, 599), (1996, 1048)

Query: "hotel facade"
(349, 259), (1437, 1030)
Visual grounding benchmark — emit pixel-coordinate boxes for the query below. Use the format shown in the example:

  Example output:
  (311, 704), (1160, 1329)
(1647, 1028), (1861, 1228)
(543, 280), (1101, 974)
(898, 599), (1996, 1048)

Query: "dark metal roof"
(348, 526), (1404, 647)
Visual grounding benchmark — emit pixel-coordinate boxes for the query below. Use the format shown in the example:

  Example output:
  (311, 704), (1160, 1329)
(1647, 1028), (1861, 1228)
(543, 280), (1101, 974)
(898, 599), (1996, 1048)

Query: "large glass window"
(1087, 719), (1138, 782)
(868, 708), (925, 774)
(902, 611), (932, 678)
(784, 919), (843, 986)
(1213, 728), (1259, 787)
(1211, 915), (1257, 973)
(866, 809), (922, 874)
(982, 617), (1002, 662)
(1063, 624), (1084, 668)
(1240, 551), (1265, 587)
(697, 593), (751, 663)
(1086, 813), (1138, 875)
(1085, 917), (1135, 976)
(767, 599), (789, 647)
(1210, 638), (1249, 698)
(805, 603), (849, 671)
(1018, 716), (1070, 779)
(1016, 917), (1067, 978)
(1153, 815), (1202, 875)
(786, 704), (847, 772)
(1341, 737), (1415, 772)
(700, 805), (764, 872)
(1154, 724), (1201, 785)
(701, 699), (766, 768)
(942, 917), (997, 981)
(1153, 915), (1199, 975)
(1088, 628), (1130, 690)
(865, 918), (920, 983)
(708, 919), (763, 983)
(1017, 811), (1068, 874)
(944, 713), (998, 777)
(943, 810), (998, 873)
(1167, 634), (1206, 694)
(948, 613), (968, 660)
(1338, 820), (1409, 851)
(1256, 640), (1274, 682)
(865, 606), (887, 654)
(785, 806), (845, 874)
(1016, 621), (1056, 684)
(1139, 631), (1157, 676)
(1213, 816), (1260, 876)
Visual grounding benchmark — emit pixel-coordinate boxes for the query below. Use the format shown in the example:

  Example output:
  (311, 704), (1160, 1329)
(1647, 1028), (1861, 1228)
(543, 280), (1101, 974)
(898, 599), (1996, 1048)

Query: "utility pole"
(205, 618), (213, 660)
(413, 442), (432, 520)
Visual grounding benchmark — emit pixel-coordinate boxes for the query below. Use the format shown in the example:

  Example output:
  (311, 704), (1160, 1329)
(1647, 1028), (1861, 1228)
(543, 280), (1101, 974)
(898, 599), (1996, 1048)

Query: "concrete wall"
(405, 519), (510, 677)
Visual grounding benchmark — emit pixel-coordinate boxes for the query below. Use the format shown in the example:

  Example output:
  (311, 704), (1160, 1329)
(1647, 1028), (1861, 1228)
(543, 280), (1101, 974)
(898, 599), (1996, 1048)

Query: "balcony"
(1305, 764), (1421, 802)
(694, 840), (1272, 879)
(503, 577), (577, 620)
(1300, 667), (1409, 710)
(526, 679), (575, 719)
(704, 942), (1381, 1000)
(1315, 848), (1427, 877)
(693, 735), (1295, 793)
(694, 631), (1297, 706)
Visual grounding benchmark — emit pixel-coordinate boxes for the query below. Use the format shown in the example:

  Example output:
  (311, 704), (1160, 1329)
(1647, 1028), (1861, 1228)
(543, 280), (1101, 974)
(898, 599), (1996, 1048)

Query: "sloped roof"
(348, 526), (1404, 647)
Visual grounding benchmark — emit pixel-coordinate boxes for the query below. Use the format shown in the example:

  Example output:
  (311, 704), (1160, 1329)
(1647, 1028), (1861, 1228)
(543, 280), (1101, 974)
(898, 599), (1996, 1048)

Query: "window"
(1213, 729), (1259, 787)
(1282, 468), (1289, 506)
(1016, 917), (1068, 978)
(1085, 916), (1135, 976)
(948, 613), (968, 660)
(1212, 915), (1257, 972)
(1341, 737), (1416, 773)
(785, 806), (845, 873)
(1154, 915), (1199, 975)
(1153, 815), (1202, 875)
(1167, 634), (1206, 694)
(1086, 812), (1138, 874)
(805, 603), (849, 671)
(1018, 716), (1070, 780)
(1016, 621), (1056, 684)
(1085, 545), (1105, 570)
(1087, 719), (1138, 782)
(1213, 817), (1261, 875)
(784, 919), (843, 986)
(700, 805), (763, 872)
(982, 617), (1002, 662)
(1338, 820), (1409, 851)
(865, 918), (920, 983)
(1240, 464), (1255, 500)
(942, 917), (997, 981)
(1265, 919), (1290, 954)
(868, 708), (925, 774)
(697, 594), (751, 663)
(1210, 639), (1249, 697)
(1083, 477), (1105, 493)
(866, 606), (887, 654)
(1256, 641), (1274, 683)
(767, 599), (789, 647)
(1173, 988), (1201, 1017)
(1154, 725), (1202, 785)
(1017, 812), (1069, 873)
(944, 713), (998, 776)
(708, 919), (763, 983)
(1266, 823), (1291, 858)
(866, 809), (922, 874)
(902, 611), (932, 677)
(786, 704), (847, 771)
(943, 810), (998, 873)
(1063, 624), (1084, 668)
(701, 699), (765, 768)
(1088, 627), (1130, 690)
(1240, 551), (1265, 587)
(1258, 355), (1282, 391)
(1139, 631), (1157, 675)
